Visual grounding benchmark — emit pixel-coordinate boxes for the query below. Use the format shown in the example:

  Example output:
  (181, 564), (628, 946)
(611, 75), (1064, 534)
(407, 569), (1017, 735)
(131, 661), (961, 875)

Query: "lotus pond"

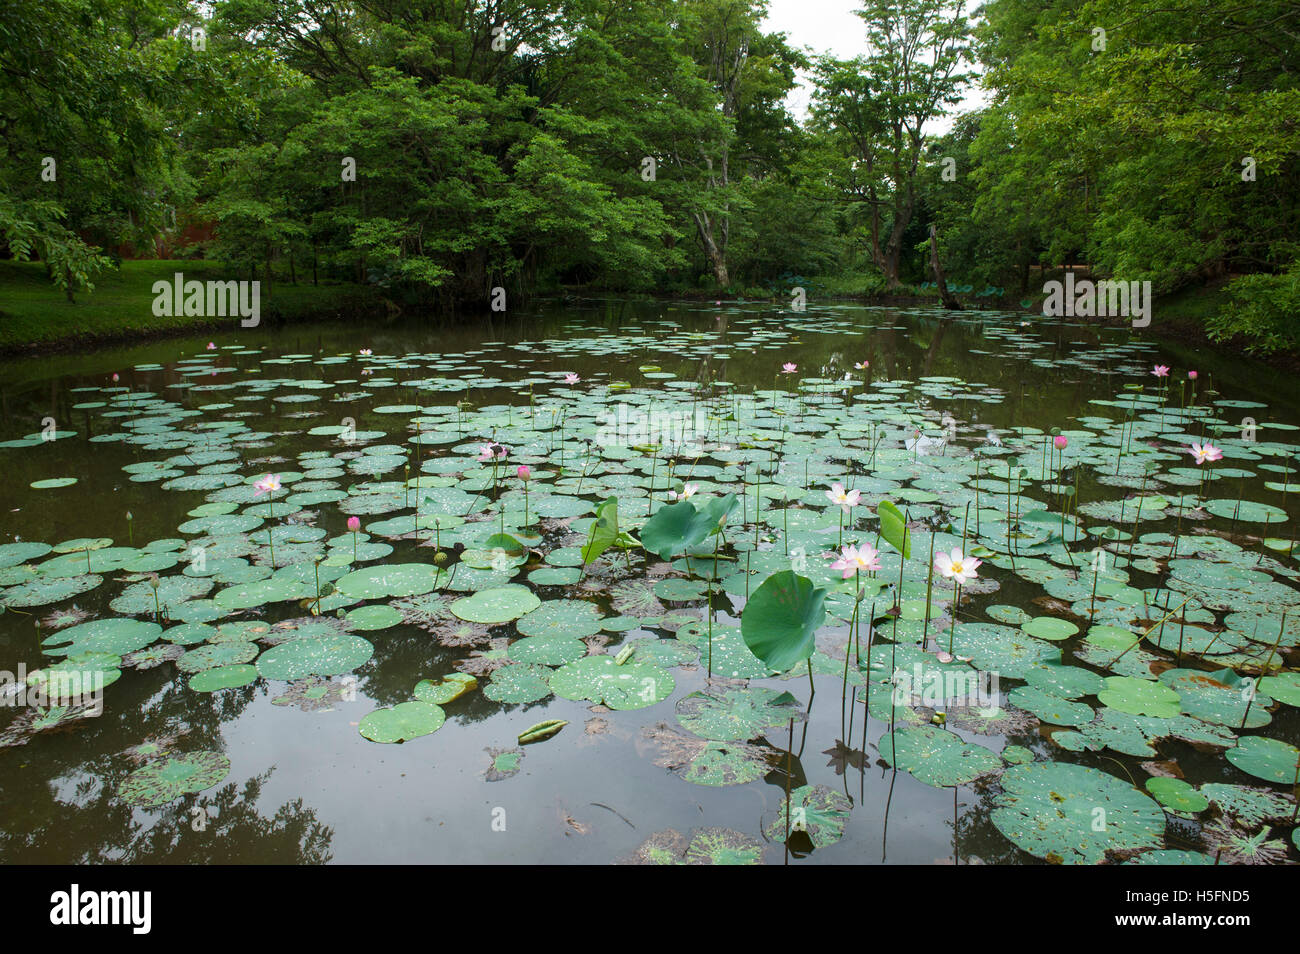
(2, 302), (1299, 865)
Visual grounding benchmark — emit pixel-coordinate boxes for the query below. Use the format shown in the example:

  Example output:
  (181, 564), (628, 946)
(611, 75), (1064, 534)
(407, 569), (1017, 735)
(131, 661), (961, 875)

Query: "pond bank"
(0, 264), (1284, 374)
(0, 260), (382, 356)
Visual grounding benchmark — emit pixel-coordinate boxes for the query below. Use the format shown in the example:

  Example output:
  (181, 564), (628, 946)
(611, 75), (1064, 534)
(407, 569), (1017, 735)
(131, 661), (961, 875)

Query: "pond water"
(1, 301), (1298, 865)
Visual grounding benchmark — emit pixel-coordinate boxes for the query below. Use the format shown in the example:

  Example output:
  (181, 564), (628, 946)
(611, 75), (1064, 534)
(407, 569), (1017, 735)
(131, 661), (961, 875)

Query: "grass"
(0, 259), (377, 353)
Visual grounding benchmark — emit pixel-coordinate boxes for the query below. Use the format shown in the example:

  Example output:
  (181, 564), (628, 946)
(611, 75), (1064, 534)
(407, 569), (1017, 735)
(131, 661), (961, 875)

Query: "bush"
(1207, 262), (1300, 354)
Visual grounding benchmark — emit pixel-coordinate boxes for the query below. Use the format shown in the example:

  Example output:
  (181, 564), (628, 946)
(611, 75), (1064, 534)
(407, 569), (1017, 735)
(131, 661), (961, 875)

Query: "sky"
(761, 0), (989, 133)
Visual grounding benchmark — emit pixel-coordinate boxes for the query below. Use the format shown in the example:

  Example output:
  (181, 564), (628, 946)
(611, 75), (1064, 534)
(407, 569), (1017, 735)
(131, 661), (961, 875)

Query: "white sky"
(761, 0), (989, 134)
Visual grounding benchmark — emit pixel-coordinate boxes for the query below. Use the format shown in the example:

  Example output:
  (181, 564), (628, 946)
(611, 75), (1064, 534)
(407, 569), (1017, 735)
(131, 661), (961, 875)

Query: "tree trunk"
(693, 213), (730, 289)
(929, 224), (963, 310)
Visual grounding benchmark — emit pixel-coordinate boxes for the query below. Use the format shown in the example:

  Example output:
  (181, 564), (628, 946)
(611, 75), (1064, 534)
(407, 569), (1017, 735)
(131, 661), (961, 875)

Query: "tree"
(813, 0), (973, 289)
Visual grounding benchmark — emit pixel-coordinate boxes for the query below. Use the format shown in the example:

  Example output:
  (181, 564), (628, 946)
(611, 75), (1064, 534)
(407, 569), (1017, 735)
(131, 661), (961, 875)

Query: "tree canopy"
(2, 0), (1298, 346)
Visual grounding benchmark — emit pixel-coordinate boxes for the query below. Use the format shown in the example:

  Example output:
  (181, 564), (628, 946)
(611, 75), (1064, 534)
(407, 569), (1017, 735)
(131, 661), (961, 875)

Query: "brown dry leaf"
(1140, 759), (1183, 779)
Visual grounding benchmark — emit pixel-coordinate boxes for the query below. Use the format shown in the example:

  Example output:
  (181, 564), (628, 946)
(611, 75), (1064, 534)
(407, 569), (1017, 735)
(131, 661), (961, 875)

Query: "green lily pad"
(765, 784), (853, 847)
(450, 584), (541, 624)
(549, 656), (674, 709)
(483, 663), (552, 703)
(1225, 735), (1300, 784)
(1144, 777), (1209, 813)
(991, 761), (1165, 864)
(674, 686), (801, 741)
(1098, 676), (1181, 718)
(118, 751), (231, 807)
(358, 701), (446, 743)
(188, 664), (259, 692)
(878, 724), (1003, 786)
(413, 672), (477, 705)
(255, 634), (374, 680)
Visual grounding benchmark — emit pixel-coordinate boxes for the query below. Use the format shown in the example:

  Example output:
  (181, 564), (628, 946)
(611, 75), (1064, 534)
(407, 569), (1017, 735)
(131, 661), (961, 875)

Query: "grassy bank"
(0, 260), (379, 354)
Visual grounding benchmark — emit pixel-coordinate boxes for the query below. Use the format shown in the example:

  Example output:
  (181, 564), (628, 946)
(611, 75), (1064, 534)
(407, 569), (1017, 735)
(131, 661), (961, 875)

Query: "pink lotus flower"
(829, 542), (881, 579)
(1152, 365), (1170, 378)
(347, 516), (361, 532)
(563, 372), (580, 384)
(206, 342), (216, 350)
(477, 443), (508, 462)
(1189, 442), (1223, 465)
(1053, 435), (1068, 450)
(781, 363), (797, 374)
(253, 474), (281, 496)
(934, 548), (981, 585)
(516, 465), (532, 481)
(668, 483), (699, 501)
(1188, 370), (1198, 380)
(359, 349), (372, 356)
(825, 483), (861, 513)
(854, 360), (870, 370)
(111, 373), (119, 382)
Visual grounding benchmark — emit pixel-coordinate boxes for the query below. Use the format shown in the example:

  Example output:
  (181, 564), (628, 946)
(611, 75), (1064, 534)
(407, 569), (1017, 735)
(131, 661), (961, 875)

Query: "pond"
(1, 301), (1298, 865)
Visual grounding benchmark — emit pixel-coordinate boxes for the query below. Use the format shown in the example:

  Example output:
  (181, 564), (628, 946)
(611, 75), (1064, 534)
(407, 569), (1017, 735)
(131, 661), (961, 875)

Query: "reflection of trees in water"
(0, 665), (333, 862)
(120, 770), (333, 864)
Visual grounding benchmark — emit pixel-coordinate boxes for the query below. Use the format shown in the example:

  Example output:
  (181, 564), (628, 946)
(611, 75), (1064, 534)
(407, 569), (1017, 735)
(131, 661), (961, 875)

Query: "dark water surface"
(1, 301), (1297, 864)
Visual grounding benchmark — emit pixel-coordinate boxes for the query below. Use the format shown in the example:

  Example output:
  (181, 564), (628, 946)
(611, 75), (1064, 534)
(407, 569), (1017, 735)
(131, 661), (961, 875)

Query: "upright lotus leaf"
(358, 701), (446, 743)
(582, 496), (621, 565)
(876, 499), (911, 558)
(741, 571), (827, 672)
(639, 493), (738, 560)
(992, 762), (1165, 864)
(1225, 735), (1300, 784)
(118, 751), (231, 807)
